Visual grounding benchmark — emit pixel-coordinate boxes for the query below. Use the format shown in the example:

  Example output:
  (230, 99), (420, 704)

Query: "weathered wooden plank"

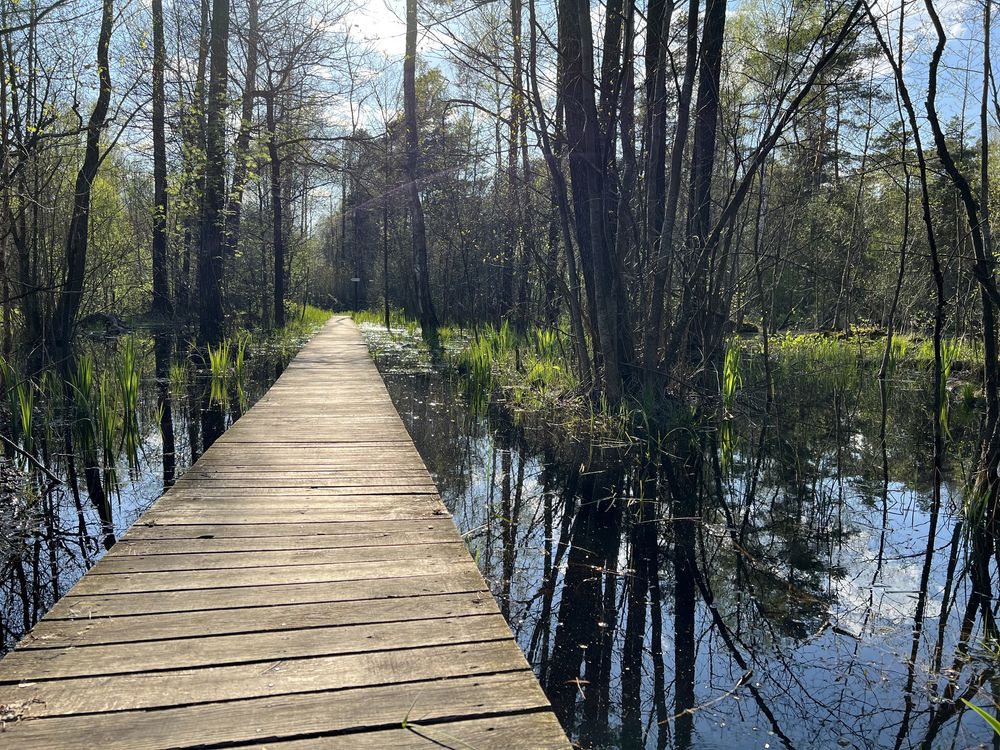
(0, 641), (527, 718)
(19, 591), (498, 648)
(169, 480), (439, 490)
(141, 507), (448, 525)
(47, 568), (489, 619)
(95, 541), (470, 574)
(120, 518), (455, 540)
(157, 487), (440, 498)
(116, 527), (458, 551)
(241, 714), (571, 749)
(0, 671), (553, 750)
(0, 614), (511, 681)
(67, 557), (466, 595)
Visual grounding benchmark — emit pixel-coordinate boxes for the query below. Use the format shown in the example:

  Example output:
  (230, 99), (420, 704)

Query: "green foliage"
(169, 360), (188, 394)
(115, 338), (142, 472)
(352, 308), (411, 330)
(722, 342), (743, 414)
(96, 374), (121, 498)
(69, 354), (97, 457)
(939, 338), (962, 439)
(14, 380), (34, 454)
(208, 340), (232, 406)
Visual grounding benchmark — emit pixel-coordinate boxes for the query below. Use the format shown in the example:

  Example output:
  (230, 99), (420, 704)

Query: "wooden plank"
(19, 591), (497, 648)
(68, 557), (466, 595)
(94, 541), (471, 574)
(115, 527), (459, 551)
(119, 518), (456, 540)
(141, 506), (449, 525)
(241, 714), (571, 749)
(46, 568), (489, 619)
(157, 487), (440, 497)
(0, 614), (512, 681)
(108, 535), (460, 557)
(0, 671), (553, 750)
(0, 641), (527, 717)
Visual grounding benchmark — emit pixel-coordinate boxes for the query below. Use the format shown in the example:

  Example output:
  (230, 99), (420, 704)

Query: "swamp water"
(0, 328), (309, 649)
(358, 323), (999, 750)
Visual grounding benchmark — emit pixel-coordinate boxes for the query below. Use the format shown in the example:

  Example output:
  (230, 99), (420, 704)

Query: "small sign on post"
(351, 278), (361, 310)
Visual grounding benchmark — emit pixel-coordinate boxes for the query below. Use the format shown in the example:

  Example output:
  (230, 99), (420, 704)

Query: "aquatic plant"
(14, 379), (34, 455)
(721, 342), (742, 415)
(208, 339), (232, 377)
(939, 338), (962, 439)
(169, 360), (188, 393)
(96, 375), (121, 497)
(115, 338), (142, 472)
(69, 354), (96, 453)
(234, 331), (252, 381)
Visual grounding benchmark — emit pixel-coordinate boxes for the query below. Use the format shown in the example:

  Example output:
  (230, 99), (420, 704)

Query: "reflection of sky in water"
(363, 323), (996, 750)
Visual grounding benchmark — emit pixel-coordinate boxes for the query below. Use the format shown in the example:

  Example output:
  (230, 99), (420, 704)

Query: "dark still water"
(359, 323), (998, 750)
(0, 328), (306, 650)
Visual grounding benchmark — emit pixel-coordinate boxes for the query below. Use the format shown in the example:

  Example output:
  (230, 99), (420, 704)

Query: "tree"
(150, 0), (171, 318)
(198, 0), (229, 345)
(404, 0), (439, 340)
(48, 0), (115, 359)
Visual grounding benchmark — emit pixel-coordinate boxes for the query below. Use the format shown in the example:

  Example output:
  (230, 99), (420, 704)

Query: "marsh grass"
(115, 338), (142, 472)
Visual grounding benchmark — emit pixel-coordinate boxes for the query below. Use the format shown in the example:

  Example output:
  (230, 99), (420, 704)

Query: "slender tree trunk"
(526, 0), (593, 380)
(177, 0), (210, 317)
(151, 0), (171, 318)
(644, 0), (699, 372)
(198, 0), (229, 345)
(675, 0), (727, 364)
(557, 0), (626, 399)
(49, 0), (114, 358)
(266, 94), (285, 329)
(403, 0), (439, 340)
(225, 0), (259, 259)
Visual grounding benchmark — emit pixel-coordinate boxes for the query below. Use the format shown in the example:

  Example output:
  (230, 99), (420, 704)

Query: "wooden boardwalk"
(0, 317), (569, 749)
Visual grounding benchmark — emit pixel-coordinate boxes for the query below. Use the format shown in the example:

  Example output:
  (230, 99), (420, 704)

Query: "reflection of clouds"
(829, 483), (947, 634)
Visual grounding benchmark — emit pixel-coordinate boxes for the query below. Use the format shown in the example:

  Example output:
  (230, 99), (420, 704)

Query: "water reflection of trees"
(387, 363), (999, 749)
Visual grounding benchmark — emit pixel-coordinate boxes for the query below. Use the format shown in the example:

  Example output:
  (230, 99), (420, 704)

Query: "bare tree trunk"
(198, 0), (229, 345)
(675, 0), (727, 365)
(266, 94), (285, 329)
(225, 0), (259, 260)
(403, 0), (439, 341)
(49, 0), (114, 358)
(557, 0), (626, 400)
(150, 0), (171, 318)
(643, 0), (698, 372)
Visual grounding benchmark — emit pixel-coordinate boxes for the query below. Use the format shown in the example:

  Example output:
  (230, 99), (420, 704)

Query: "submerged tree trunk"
(403, 0), (439, 341)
